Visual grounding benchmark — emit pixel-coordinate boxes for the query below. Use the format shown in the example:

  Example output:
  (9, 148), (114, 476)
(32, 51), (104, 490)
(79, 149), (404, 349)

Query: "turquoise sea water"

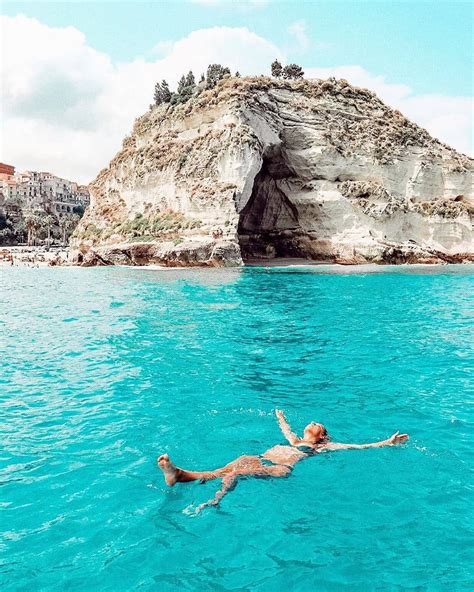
(1, 265), (473, 591)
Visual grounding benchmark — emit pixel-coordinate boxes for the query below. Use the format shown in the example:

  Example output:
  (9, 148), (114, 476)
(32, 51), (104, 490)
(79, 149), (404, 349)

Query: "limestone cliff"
(72, 77), (473, 266)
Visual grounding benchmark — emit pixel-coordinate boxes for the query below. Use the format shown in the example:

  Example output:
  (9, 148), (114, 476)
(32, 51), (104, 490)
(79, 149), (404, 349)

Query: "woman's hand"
(275, 409), (285, 420)
(386, 431), (409, 446)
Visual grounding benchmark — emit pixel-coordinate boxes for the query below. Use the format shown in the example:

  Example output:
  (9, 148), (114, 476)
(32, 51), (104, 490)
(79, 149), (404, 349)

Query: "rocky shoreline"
(2, 243), (473, 268)
(73, 240), (473, 267)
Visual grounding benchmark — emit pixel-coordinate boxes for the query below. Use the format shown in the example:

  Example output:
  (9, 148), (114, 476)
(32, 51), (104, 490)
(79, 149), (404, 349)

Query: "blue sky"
(1, 1), (472, 182)
(3, 0), (472, 95)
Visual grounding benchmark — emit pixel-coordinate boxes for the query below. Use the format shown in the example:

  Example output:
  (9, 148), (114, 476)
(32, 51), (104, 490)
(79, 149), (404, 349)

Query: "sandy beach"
(0, 246), (69, 267)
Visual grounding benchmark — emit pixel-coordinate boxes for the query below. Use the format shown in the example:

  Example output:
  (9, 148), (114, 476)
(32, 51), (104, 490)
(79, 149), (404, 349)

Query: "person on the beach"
(157, 409), (409, 512)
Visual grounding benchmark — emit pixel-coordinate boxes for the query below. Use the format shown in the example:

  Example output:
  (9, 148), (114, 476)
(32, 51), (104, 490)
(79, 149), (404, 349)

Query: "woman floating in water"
(157, 410), (409, 512)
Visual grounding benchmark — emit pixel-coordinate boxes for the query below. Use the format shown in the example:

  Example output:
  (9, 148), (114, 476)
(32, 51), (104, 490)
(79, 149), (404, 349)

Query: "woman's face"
(303, 422), (326, 443)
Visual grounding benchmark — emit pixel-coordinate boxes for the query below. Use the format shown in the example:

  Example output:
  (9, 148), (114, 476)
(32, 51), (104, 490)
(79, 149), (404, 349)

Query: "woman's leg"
(158, 453), (292, 486)
(157, 454), (226, 486)
(194, 462), (291, 513)
(195, 474), (237, 513)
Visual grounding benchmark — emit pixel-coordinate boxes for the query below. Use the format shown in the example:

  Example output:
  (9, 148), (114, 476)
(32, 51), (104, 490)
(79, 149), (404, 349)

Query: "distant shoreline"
(1, 247), (474, 272)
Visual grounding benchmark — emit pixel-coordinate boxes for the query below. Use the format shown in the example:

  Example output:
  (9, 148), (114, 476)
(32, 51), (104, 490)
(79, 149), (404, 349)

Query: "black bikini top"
(295, 444), (317, 455)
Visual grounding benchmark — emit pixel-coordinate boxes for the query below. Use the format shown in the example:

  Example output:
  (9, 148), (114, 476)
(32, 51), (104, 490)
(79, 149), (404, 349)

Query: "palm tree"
(43, 215), (55, 247)
(59, 214), (80, 245)
(24, 210), (34, 246)
(58, 216), (67, 245)
(13, 219), (27, 244)
(24, 209), (42, 246)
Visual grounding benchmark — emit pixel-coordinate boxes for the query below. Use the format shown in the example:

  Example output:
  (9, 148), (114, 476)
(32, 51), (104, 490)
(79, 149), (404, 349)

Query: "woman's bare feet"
(157, 453), (179, 486)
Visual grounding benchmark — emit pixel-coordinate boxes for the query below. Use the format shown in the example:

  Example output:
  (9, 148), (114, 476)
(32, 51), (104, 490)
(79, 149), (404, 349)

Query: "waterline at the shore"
(3, 245), (474, 274)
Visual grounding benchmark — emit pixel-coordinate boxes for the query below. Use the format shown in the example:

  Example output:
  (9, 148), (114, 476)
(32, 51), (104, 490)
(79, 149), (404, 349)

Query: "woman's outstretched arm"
(275, 409), (301, 445)
(324, 431), (409, 451)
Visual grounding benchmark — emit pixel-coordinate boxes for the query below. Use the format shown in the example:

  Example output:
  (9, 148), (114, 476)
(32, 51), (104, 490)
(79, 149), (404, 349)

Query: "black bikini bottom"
(258, 455), (292, 469)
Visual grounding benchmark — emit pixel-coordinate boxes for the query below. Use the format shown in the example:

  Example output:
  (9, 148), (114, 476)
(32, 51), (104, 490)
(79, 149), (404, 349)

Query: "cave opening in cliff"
(237, 149), (308, 262)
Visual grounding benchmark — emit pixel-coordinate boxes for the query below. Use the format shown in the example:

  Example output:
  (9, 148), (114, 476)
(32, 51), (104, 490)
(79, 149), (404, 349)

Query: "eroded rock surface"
(72, 77), (473, 266)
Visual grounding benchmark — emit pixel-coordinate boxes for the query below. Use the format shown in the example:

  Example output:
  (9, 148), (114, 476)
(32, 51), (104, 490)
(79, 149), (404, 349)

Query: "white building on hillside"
(3, 170), (90, 216)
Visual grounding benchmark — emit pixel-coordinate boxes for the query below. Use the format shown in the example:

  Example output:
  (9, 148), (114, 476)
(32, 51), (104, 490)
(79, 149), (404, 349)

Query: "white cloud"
(288, 20), (310, 53)
(0, 16), (471, 185)
(306, 66), (473, 156)
(2, 15), (113, 128)
(395, 94), (472, 153)
(151, 40), (175, 57)
(150, 26), (283, 82)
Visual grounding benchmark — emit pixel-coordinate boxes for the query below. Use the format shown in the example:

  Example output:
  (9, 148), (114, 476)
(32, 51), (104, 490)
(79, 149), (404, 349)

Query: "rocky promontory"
(72, 76), (473, 266)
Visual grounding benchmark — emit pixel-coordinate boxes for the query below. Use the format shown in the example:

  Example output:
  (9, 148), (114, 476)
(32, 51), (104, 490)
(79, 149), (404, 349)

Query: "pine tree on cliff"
(182, 71), (196, 101)
(177, 75), (187, 95)
(160, 80), (171, 102)
(185, 71), (195, 87)
(173, 71), (196, 104)
(283, 64), (304, 80)
(153, 81), (163, 105)
(271, 59), (283, 78)
(205, 64), (231, 89)
(154, 80), (172, 105)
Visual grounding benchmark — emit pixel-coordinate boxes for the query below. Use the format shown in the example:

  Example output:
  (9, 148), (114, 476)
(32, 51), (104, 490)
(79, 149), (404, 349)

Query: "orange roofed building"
(0, 163), (15, 181)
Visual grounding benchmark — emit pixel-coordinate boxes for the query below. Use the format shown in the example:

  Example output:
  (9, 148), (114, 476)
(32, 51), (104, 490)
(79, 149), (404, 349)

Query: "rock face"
(72, 77), (473, 266)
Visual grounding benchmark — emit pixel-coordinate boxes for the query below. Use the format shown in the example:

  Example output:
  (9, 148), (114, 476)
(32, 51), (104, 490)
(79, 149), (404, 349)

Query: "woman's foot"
(157, 453), (179, 486)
